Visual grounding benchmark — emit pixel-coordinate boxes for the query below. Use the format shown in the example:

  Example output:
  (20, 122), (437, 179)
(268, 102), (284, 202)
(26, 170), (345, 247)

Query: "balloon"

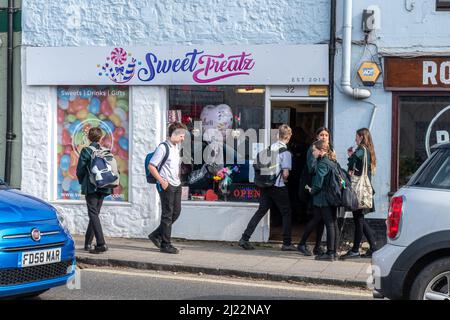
(107, 95), (117, 109)
(57, 184), (63, 198)
(103, 136), (112, 149)
(113, 107), (127, 122)
(62, 177), (71, 191)
(57, 144), (63, 155)
(58, 169), (64, 183)
(116, 158), (128, 174)
(57, 108), (66, 124)
(111, 144), (119, 155)
(118, 137), (128, 151)
(116, 99), (129, 112)
(60, 155), (70, 171)
(68, 120), (81, 135)
(89, 97), (101, 115)
(58, 99), (69, 110)
(64, 146), (72, 155)
(114, 185), (123, 196)
(119, 174), (128, 189)
(113, 127), (125, 139)
(100, 100), (113, 116)
(68, 166), (77, 179)
(70, 180), (81, 193)
(87, 113), (98, 121)
(62, 129), (72, 146)
(200, 104), (233, 141)
(109, 114), (122, 127)
(100, 120), (115, 133)
(99, 114), (107, 120)
(66, 114), (77, 123)
(57, 88), (70, 100)
(76, 109), (88, 120)
(118, 148), (128, 160)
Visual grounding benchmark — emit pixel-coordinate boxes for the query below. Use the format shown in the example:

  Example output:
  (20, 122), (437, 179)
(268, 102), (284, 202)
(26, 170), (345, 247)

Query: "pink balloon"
(101, 100), (113, 117)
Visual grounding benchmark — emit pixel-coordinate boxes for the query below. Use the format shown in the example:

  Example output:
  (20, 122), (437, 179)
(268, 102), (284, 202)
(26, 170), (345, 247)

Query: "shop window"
(57, 86), (129, 201)
(399, 96), (450, 187)
(168, 86), (265, 202)
(437, 0), (450, 10)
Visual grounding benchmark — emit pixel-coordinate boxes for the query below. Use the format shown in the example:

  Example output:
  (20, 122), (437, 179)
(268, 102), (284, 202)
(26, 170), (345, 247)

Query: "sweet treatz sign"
(27, 45), (329, 86)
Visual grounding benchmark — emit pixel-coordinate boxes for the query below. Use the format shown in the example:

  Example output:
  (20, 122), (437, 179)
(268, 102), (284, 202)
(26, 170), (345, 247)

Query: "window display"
(57, 86), (129, 201)
(169, 86), (265, 202)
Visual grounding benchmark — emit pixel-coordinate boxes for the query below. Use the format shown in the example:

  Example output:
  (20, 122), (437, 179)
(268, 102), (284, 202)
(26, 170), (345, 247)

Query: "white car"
(372, 142), (450, 300)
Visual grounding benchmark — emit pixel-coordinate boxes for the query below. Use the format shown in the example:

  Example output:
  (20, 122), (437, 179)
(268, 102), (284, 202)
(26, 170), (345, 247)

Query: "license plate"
(20, 248), (62, 267)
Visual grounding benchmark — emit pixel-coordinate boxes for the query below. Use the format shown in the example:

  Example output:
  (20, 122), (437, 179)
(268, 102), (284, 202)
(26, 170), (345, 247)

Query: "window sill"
(182, 201), (259, 208)
(50, 200), (133, 207)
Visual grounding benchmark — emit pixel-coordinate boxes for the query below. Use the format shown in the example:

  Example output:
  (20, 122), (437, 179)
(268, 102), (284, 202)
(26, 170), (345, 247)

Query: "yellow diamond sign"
(358, 61), (381, 87)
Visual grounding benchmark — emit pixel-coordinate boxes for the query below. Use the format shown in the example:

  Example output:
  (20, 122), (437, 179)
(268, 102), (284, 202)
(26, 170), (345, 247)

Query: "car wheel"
(410, 257), (450, 300)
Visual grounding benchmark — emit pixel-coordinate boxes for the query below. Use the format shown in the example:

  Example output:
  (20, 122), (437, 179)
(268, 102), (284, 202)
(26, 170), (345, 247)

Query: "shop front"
(25, 44), (329, 242)
(385, 57), (450, 193)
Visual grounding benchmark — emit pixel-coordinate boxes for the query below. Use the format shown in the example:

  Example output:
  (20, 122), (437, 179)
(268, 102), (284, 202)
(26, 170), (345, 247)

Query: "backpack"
(88, 146), (120, 189)
(145, 142), (169, 184)
(325, 161), (359, 211)
(253, 145), (287, 188)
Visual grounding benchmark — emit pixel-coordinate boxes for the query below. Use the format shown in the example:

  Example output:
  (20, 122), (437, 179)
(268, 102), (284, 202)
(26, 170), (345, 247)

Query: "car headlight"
(53, 207), (71, 235)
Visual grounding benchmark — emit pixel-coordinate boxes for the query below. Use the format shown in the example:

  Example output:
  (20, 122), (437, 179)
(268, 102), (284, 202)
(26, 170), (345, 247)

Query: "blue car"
(0, 183), (75, 298)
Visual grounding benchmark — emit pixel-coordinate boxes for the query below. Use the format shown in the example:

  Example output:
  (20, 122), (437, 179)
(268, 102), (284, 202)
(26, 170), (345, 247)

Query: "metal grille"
(0, 261), (73, 286)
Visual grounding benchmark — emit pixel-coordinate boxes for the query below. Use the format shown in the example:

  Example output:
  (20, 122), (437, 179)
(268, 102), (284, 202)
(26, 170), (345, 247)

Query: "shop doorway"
(269, 100), (327, 243)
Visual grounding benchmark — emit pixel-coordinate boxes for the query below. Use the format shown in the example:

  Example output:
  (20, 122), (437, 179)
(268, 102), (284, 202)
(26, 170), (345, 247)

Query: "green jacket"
(76, 142), (113, 196)
(347, 146), (372, 180)
(310, 155), (335, 207)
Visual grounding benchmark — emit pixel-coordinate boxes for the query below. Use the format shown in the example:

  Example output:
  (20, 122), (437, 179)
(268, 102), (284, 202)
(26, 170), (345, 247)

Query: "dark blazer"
(347, 146), (372, 179)
(310, 155), (335, 208)
(76, 142), (113, 196)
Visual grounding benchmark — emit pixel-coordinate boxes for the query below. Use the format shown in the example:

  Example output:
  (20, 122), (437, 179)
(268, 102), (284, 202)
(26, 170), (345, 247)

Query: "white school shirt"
(272, 141), (292, 188)
(149, 140), (181, 187)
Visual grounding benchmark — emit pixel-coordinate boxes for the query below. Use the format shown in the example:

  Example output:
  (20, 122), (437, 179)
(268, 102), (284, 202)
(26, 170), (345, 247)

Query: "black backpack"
(325, 161), (358, 210)
(253, 146), (287, 188)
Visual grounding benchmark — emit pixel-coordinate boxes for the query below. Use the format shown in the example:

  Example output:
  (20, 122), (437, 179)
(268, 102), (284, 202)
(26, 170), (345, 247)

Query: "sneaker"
(148, 233), (162, 249)
(297, 245), (312, 256)
(313, 246), (325, 256)
(281, 244), (297, 251)
(160, 245), (179, 254)
(315, 252), (335, 261)
(340, 250), (360, 260)
(84, 244), (93, 251)
(238, 238), (254, 250)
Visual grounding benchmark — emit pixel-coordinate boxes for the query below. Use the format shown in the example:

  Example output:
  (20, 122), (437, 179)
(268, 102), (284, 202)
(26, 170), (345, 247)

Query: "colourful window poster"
(57, 86), (129, 201)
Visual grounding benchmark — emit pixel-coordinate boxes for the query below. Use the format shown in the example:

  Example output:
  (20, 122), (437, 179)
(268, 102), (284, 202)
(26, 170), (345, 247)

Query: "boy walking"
(148, 122), (187, 254)
(239, 124), (296, 251)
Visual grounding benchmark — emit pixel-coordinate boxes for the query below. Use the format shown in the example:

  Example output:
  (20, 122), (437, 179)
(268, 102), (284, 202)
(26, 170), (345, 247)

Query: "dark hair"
(168, 122), (187, 137)
(315, 127), (330, 137)
(356, 128), (377, 173)
(88, 127), (103, 143)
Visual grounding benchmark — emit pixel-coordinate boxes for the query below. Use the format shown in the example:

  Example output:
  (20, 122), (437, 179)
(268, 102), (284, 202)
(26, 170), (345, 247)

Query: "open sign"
(229, 184), (261, 202)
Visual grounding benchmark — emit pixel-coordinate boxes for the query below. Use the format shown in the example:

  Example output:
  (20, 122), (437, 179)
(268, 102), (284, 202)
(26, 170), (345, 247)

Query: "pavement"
(74, 235), (373, 289)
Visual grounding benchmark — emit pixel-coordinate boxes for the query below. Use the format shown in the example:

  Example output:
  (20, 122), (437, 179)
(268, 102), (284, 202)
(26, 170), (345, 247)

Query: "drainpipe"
(341, 0), (371, 99)
(328, 0), (336, 136)
(5, 0), (16, 184)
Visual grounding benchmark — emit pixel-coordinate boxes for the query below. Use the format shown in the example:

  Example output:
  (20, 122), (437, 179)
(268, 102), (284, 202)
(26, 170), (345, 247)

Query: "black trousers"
(242, 187), (292, 246)
(300, 206), (338, 254)
(85, 192), (106, 247)
(151, 185), (182, 247)
(352, 210), (377, 252)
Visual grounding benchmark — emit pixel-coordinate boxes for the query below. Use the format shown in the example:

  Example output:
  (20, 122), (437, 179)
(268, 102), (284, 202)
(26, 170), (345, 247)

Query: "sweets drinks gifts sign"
(57, 86), (129, 201)
(27, 45), (329, 86)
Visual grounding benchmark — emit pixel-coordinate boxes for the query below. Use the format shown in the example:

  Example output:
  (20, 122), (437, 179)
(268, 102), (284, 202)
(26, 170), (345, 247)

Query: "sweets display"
(57, 86), (129, 201)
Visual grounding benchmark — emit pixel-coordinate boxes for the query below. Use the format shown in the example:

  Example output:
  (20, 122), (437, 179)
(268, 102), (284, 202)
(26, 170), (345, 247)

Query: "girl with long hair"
(298, 140), (338, 261)
(341, 128), (378, 259)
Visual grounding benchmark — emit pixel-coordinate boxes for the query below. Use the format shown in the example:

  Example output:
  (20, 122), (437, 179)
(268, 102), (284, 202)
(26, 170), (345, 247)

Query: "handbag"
(350, 147), (373, 210)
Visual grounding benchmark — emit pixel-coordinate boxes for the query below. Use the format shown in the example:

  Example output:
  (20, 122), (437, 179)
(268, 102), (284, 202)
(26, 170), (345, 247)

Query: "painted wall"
(333, 0), (450, 219)
(20, 0), (331, 240)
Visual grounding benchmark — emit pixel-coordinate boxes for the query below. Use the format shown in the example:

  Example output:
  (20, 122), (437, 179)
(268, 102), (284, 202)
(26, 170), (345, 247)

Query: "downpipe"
(341, 0), (371, 99)
(5, 0), (17, 184)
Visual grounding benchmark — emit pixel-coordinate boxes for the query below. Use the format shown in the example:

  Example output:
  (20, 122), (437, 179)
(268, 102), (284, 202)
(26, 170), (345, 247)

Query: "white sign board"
(26, 45), (329, 86)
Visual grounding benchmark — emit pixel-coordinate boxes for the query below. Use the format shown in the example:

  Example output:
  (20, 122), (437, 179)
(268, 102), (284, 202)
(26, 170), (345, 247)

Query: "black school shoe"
(148, 233), (162, 249)
(238, 238), (255, 250)
(313, 246), (325, 256)
(297, 245), (312, 256)
(281, 244), (297, 251)
(89, 244), (108, 254)
(361, 248), (377, 258)
(315, 252), (336, 261)
(160, 245), (179, 254)
(84, 244), (93, 251)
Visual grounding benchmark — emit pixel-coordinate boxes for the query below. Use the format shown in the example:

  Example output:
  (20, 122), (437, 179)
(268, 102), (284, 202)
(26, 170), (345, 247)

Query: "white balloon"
(200, 104), (233, 140)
